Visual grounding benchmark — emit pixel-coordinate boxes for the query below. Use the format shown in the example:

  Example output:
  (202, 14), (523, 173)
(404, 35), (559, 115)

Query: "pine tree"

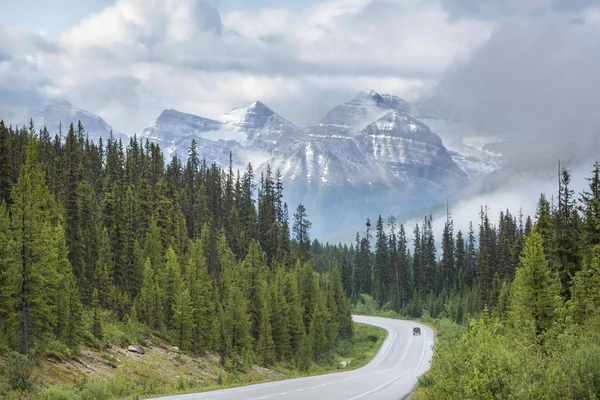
(555, 168), (582, 295)
(257, 292), (276, 366)
(0, 121), (12, 206)
(91, 288), (103, 340)
(535, 194), (556, 263)
(271, 267), (291, 360)
(309, 301), (327, 360)
(63, 123), (85, 286)
(293, 204), (312, 262)
(295, 333), (313, 371)
(96, 228), (114, 309)
(569, 245), (600, 324)
(187, 239), (215, 354)
(372, 215), (389, 305)
(135, 258), (163, 331)
(509, 228), (562, 342)
(52, 224), (83, 347)
(455, 230), (466, 291)
(241, 240), (269, 344)
(164, 247), (182, 327)
(329, 267), (353, 339)
(8, 138), (59, 353)
(441, 218), (455, 291)
(0, 201), (12, 336)
(284, 269), (305, 356)
(298, 260), (317, 331)
(171, 284), (194, 352)
(580, 162), (600, 247)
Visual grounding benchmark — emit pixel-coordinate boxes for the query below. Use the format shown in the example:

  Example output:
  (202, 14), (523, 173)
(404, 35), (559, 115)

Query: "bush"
(4, 351), (35, 392)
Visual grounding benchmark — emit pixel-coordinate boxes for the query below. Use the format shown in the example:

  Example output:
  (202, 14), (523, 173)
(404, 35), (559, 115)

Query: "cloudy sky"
(1, 0), (599, 135)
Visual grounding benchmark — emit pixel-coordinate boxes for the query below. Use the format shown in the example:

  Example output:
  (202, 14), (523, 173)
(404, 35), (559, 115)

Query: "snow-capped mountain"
(141, 101), (302, 167)
(12, 91), (506, 237)
(218, 101), (303, 151)
(261, 93), (469, 234)
(136, 89), (508, 235)
(24, 100), (126, 142)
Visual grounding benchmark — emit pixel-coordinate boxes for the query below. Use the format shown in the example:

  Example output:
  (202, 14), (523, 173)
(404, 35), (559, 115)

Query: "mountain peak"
(360, 89), (380, 97)
(349, 89), (385, 107)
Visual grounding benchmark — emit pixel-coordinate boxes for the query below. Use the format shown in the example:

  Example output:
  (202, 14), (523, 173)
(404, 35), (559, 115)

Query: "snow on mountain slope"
(140, 102), (303, 168)
(217, 101), (303, 151)
(260, 95), (470, 235)
(416, 117), (503, 180)
(25, 100), (127, 142)
(308, 89), (411, 138)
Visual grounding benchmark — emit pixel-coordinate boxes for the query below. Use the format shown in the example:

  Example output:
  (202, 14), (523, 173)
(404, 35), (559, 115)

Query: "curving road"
(153, 316), (435, 400)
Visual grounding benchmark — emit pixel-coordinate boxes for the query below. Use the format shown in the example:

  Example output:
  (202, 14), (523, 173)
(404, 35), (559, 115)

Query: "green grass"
(6, 321), (386, 400)
(331, 323), (387, 370)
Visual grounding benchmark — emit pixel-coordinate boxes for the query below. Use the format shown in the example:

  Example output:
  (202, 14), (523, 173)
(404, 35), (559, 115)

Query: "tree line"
(0, 120), (352, 369)
(310, 161), (600, 397)
(312, 163), (600, 325)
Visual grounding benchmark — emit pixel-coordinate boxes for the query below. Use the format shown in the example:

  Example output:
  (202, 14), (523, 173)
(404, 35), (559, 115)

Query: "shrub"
(4, 351), (35, 392)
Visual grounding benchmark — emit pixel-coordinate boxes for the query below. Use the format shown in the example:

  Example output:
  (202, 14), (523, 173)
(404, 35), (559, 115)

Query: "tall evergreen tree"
(7, 138), (60, 353)
(372, 215), (389, 305)
(293, 204), (312, 262)
(580, 162), (600, 247)
(171, 284), (194, 352)
(509, 229), (562, 342)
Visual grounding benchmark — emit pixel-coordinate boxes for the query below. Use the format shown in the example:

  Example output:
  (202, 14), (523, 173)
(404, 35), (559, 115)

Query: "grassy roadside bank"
(0, 322), (386, 400)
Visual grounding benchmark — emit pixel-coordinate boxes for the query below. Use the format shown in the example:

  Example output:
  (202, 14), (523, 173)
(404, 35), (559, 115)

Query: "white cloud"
(1, 0), (494, 133)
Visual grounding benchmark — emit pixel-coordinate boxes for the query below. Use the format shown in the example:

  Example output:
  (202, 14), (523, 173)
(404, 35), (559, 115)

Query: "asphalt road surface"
(152, 315), (435, 400)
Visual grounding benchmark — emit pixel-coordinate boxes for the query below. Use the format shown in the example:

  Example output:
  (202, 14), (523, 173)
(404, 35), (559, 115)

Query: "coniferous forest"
(311, 163), (600, 398)
(2, 118), (600, 398)
(0, 120), (353, 376)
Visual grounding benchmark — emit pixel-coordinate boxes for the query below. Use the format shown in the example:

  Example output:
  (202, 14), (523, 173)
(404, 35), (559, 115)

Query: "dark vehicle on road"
(413, 327), (421, 336)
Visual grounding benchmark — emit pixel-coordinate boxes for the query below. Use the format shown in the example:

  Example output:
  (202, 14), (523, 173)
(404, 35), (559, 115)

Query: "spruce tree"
(171, 284), (194, 352)
(0, 121), (12, 205)
(509, 229), (562, 342)
(8, 138), (59, 353)
(52, 224), (83, 348)
(164, 247), (182, 326)
(580, 162), (600, 247)
(0, 201), (12, 337)
(441, 218), (455, 291)
(188, 239), (215, 354)
(63, 123), (85, 286)
(284, 269), (305, 356)
(293, 204), (312, 262)
(309, 302), (327, 361)
(271, 267), (291, 360)
(257, 292), (276, 366)
(373, 215), (389, 305)
(96, 228), (114, 309)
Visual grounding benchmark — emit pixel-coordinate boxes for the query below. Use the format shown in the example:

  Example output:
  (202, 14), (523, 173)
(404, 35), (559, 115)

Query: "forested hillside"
(310, 161), (600, 398)
(0, 119), (352, 387)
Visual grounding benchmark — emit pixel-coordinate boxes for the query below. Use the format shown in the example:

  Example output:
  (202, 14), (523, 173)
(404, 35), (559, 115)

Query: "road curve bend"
(152, 316), (435, 400)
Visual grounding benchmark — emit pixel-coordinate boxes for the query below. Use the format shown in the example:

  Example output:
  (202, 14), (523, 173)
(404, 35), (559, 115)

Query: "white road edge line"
(370, 326), (396, 369)
(347, 327), (429, 400)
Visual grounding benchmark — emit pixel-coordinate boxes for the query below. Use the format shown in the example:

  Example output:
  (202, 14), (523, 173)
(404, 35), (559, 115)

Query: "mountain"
(141, 102), (302, 168)
(218, 101), (303, 151)
(261, 92), (469, 235)
(411, 96), (504, 181)
(137, 90), (508, 235)
(24, 100), (127, 142)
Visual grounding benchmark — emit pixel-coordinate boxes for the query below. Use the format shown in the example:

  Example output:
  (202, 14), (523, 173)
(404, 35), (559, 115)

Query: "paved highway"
(152, 315), (435, 400)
